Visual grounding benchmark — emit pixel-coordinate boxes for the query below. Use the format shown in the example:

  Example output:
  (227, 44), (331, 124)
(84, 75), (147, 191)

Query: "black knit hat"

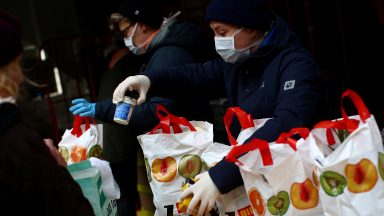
(205, 0), (274, 31)
(0, 10), (23, 67)
(118, 0), (163, 29)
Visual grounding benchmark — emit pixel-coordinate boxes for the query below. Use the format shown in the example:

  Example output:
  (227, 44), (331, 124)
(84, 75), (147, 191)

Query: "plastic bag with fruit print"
(306, 89), (384, 216)
(200, 107), (270, 216)
(136, 105), (217, 216)
(223, 107), (323, 216)
(226, 128), (324, 216)
(58, 115), (104, 165)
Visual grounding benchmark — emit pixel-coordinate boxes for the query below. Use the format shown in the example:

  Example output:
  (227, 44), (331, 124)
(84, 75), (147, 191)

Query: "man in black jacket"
(69, 0), (216, 215)
(70, 1), (215, 130)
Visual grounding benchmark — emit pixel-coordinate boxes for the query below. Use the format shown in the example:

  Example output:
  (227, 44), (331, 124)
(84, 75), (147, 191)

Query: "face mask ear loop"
(234, 29), (265, 52)
(124, 22), (138, 48)
(129, 23), (158, 50)
(232, 28), (243, 49)
(162, 11), (181, 28)
(127, 23), (138, 39)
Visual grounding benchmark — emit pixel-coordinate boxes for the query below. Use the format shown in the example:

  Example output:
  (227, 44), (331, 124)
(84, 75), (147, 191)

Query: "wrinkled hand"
(69, 98), (96, 117)
(112, 75), (150, 105)
(44, 139), (67, 167)
(179, 172), (220, 216)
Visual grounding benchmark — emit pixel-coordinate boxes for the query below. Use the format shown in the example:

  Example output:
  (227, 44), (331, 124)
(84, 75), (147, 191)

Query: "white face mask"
(123, 23), (147, 55)
(214, 28), (264, 63)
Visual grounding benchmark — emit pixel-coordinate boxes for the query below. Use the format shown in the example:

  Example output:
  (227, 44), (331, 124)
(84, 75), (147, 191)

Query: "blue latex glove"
(69, 98), (96, 117)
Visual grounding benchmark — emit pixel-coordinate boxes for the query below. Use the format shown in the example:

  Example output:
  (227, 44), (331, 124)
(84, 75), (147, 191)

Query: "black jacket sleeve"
(95, 99), (116, 123)
(208, 158), (244, 194)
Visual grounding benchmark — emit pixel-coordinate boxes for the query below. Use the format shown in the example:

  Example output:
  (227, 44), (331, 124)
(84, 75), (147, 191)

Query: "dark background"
(1, 0), (383, 143)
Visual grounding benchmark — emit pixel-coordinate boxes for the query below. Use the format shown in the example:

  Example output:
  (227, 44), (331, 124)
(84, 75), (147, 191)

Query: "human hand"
(178, 172), (220, 216)
(44, 139), (67, 167)
(69, 98), (96, 117)
(112, 75), (150, 105)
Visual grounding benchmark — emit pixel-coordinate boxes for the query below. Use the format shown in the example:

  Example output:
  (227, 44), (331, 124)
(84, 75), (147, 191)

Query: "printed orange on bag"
(70, 145), (87, 163)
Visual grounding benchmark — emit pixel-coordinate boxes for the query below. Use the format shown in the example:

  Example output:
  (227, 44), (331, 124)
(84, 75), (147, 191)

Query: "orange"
(248, 187), (266, 215)
(70, 145), (87, 163)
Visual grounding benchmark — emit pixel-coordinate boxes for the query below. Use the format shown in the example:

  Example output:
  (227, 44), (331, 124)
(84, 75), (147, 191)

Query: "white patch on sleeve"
(284, 80), (295, 90)
(259, 81), (265, 89)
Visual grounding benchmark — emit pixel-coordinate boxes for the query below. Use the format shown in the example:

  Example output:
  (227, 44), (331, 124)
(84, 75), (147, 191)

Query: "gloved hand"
(112, 75), (150, 105)
(178, 172), (220, 216)
(69, 98), (96, 117)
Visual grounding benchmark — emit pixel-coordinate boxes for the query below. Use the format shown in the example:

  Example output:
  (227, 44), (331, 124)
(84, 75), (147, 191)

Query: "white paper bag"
(307, 89), (384, 216)
(137, 105), (215, 216)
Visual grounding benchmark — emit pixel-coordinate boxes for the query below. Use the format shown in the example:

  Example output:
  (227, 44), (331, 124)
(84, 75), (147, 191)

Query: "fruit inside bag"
(177, 178), (197, 214)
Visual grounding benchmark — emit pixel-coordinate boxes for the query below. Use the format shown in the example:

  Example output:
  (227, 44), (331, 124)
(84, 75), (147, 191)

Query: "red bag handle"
(149, 105), (196, 134)
(226, 138), (273, 166)
(341, 89), (370, 123)
(312, 90), (367, 145)
(71, 115), (96, 137)
(223, 107), (255, 146)
(314, 119), (359, 145)
(275, 128), (310, 151)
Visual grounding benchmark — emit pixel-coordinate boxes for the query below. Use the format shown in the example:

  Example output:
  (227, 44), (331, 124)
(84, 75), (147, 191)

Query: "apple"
(290, 178), (319, 210)
(345, 158), (378, 193)
(151, 156), (177, 182)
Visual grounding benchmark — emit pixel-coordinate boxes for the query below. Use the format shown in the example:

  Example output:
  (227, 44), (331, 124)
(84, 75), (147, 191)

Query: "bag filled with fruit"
(58, 115), (104, 165)
(226, 127), (324, 216)
(201, 107), (269, 215)
(224, 107), (323, 215)
(306, 89), (384, 216)
(200, 142), (254, 216)
(137, 105), (214, 216)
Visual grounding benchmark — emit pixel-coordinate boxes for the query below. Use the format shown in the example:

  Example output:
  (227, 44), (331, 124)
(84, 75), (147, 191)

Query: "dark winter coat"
(144, 15), (324, 194)
(0, 103), (94, 215)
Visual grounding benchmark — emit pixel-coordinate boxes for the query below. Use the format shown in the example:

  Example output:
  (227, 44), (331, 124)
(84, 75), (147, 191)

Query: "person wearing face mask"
(70, 0), (216, 130)
(112, 0), (324, 215)
(69, 0), (216, 215)
(0, 10), (94, 215)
